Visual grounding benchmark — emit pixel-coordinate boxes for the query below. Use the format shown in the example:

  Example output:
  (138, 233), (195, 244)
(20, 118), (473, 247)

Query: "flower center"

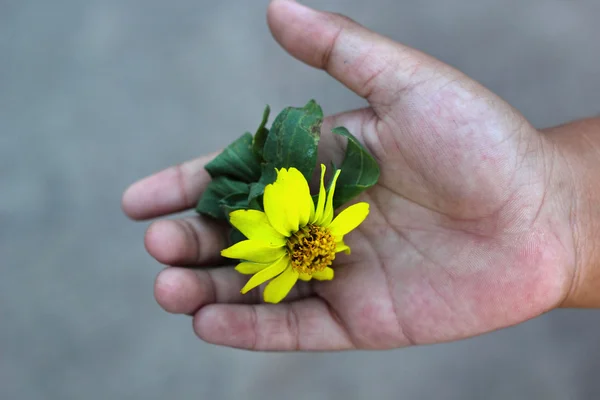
(286, 224), (337, 275)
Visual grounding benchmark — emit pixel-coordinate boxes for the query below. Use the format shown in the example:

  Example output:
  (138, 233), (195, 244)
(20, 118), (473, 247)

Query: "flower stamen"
(286, 224), (336, 275)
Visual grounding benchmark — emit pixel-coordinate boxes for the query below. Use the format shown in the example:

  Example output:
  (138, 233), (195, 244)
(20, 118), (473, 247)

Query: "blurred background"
(2, 0), (600, 399)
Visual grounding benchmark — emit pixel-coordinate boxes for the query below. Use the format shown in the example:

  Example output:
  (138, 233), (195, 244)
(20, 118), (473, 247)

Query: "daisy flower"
(220, 164), (370, 303)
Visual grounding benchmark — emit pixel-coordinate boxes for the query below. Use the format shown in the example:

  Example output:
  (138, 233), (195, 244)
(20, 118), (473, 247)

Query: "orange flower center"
(286, 224), (336, 275)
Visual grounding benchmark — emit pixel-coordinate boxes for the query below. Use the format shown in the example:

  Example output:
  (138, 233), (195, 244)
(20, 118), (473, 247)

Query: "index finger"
(121, 152), (218, 220)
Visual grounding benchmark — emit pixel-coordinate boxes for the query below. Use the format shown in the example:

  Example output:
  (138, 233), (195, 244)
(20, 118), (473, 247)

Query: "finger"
(193, 299), (355, 351)
(122, 152), (218, 220)
(267, 0), (447, 105)
(155, 267), (314, 315)
(144, 216), (228, 266)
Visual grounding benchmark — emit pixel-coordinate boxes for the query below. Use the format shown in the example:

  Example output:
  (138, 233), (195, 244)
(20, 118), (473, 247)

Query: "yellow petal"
(320, 169), (341, 225)
(328, 202), (370, 238)
(312, 267), (334, 281)
(336, 241), (351, 254)
(263, 169), (291, 236)
(229, 209), (285, 246)
(240, 256), (289, 294)
(312, 164), (327, 223)
(264, 168), (311, 237)
(287, 168), (313, 227)
(235, 261), (271, 275)
(221, 240), (285, 263)
(298, 273), (312, 281)
(263, 265), (299, 303)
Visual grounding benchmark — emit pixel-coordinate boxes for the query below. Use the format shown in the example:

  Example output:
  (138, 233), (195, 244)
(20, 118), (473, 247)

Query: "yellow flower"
(220, 164), (370, 304)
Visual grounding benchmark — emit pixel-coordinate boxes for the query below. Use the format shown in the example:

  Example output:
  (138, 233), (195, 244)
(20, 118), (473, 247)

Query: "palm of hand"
(318, 86), (571, 348)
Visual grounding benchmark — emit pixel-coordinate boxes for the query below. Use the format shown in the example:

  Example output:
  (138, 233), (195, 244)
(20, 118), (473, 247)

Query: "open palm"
(122, 0), (575, 350)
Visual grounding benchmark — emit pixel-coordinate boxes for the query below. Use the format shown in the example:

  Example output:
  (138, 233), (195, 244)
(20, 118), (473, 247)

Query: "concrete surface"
(2, 0), (600, 399)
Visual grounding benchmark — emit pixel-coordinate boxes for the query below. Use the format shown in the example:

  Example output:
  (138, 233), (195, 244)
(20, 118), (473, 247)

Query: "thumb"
(267, 0), (457, 106)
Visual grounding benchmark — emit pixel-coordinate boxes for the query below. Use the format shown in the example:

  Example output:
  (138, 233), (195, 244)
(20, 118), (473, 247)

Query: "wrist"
(542, 118), (600, 308)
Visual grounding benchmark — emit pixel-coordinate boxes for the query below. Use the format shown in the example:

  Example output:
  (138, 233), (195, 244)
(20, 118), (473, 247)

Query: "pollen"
(286, 224), (337, 275)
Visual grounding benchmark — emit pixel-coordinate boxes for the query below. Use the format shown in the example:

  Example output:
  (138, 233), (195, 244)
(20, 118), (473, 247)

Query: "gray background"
(2, 0), (600, 399)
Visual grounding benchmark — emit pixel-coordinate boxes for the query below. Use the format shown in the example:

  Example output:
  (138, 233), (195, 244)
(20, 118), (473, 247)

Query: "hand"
(122, 0), (576, 351)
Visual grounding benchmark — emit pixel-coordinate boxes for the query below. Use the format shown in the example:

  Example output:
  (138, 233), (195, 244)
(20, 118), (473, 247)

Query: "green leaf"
(331, 126), (380, 209)
(196, 177), (249, 219)
(219, 192), (251, 222)
(248, 197), (261, 211)
(252, 105), (271, 159)
(248, 163), (277, 205)
(204, 133), (261, 183)
(221, 193), (253, 249)
(229, 228), (247, 246)
(248, 183), (265, 205)
(262, 99), (323, 181)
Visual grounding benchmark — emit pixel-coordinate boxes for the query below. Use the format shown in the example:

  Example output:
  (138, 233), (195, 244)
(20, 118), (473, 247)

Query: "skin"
(121, 0), (600, 351)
